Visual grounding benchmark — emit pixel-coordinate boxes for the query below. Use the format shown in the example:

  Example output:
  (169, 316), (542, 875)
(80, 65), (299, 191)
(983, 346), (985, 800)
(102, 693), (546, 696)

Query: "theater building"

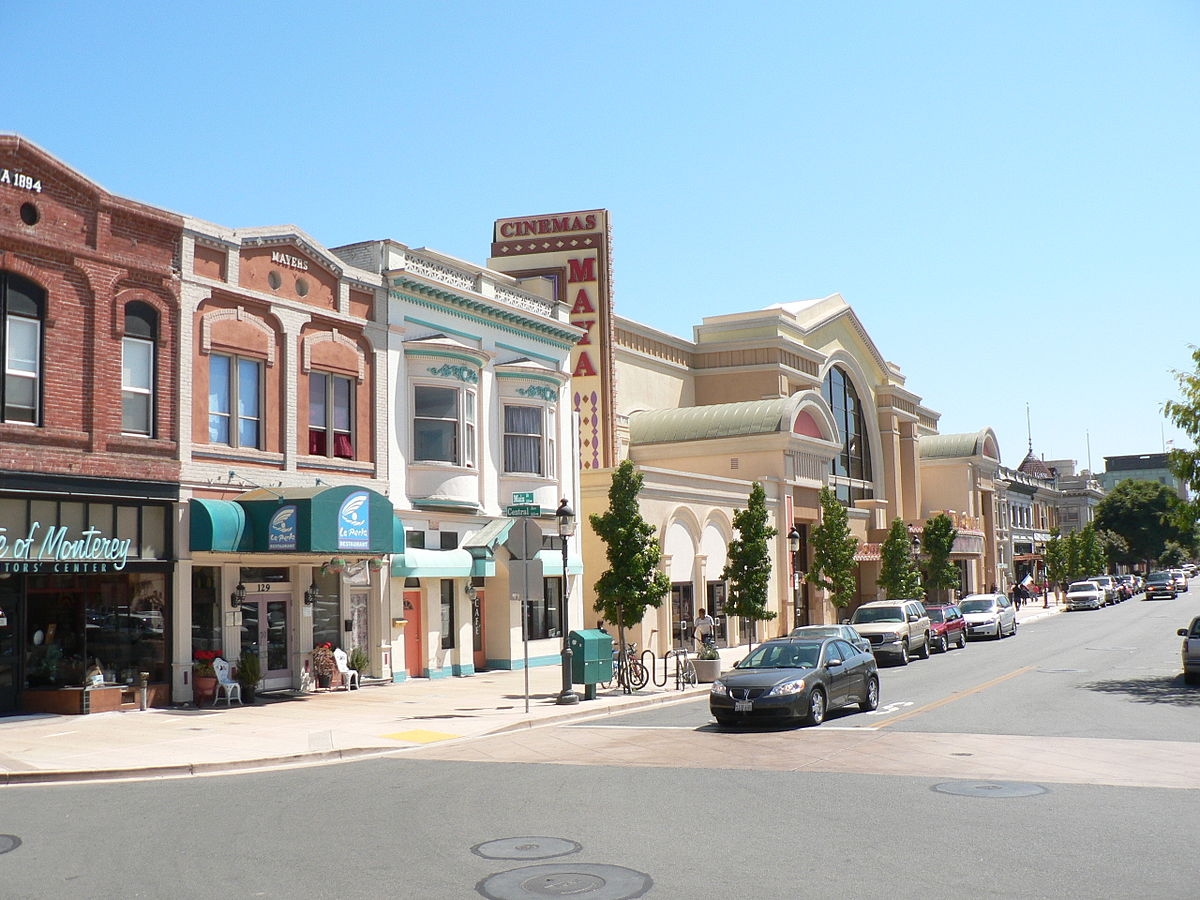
(0, 135), (181, 714)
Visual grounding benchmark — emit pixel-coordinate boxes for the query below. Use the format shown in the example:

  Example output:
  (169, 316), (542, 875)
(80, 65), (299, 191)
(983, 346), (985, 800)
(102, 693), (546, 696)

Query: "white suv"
(848, 599), (931, 665)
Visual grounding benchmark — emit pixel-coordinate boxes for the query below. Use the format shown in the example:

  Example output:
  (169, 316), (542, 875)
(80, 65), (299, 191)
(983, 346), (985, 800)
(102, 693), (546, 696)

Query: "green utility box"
(569, 629), (613, 685)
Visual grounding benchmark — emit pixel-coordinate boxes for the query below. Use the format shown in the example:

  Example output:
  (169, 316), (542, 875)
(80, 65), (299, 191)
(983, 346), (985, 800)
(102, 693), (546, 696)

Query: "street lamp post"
(787, 526), (804, 628)
(556, 499), (579, 706)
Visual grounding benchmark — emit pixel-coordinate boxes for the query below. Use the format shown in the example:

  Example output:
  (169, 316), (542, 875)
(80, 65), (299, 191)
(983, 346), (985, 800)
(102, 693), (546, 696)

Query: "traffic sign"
(504, 517), (545, 560)
(504, 504), (541, 517)
(511, 492), (535, 504)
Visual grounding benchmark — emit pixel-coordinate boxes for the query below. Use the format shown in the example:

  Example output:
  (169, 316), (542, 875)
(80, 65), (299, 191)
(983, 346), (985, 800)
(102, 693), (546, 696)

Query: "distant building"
(1099, 453), (1187, 500)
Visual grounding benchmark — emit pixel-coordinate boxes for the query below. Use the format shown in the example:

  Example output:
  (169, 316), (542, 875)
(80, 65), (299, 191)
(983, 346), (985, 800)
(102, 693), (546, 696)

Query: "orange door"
(403, 589), (423, 678)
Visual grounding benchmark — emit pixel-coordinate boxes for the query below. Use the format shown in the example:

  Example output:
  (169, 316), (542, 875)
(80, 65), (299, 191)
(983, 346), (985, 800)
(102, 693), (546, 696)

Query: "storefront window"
(311, 569), (341, 650)
(191, 567), (221, 659)
(27, 571), (168, 688)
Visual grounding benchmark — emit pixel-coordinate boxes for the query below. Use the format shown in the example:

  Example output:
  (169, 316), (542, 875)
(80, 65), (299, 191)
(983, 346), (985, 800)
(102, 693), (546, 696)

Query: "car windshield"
(738, 643), (820, 669)
(1068, 583), (1096, 592)
(1148, 574), (1171, 583)
(851, 606), (904, 624)
(959, 599), (995, 613)
(926, 608), (945, 623)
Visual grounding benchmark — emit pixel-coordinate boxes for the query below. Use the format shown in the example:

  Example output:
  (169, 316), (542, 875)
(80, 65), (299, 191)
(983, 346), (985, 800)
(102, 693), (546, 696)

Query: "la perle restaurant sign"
(0, 522), (132, 574)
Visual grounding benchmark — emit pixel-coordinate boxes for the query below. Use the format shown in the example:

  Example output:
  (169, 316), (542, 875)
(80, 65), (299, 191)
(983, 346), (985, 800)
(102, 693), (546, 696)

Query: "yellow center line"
(876, 665), (1036, 728)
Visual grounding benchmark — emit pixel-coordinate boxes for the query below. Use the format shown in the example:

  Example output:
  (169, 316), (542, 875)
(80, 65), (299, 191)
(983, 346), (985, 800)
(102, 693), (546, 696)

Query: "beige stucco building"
(577, 294), (942, 653)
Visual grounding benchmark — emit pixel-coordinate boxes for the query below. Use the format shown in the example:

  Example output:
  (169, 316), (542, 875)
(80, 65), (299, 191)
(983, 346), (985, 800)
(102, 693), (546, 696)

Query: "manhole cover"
(0, 835), (21, 854)
(473, 837), (582, 860)
(933, 781), (1047, 799)
(477, 864), (651, 899)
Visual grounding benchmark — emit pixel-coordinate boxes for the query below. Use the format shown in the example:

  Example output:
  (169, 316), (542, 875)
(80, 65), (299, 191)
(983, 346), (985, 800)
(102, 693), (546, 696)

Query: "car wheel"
(935, 633), (948, 654)
(995, 624), (1004, 640)
(804, 688), (827, 726)
(917, 634), (930, 659)
(956, 630), (967, 650)
(860, 676), (880, 712)
(897, 641), (909, 666)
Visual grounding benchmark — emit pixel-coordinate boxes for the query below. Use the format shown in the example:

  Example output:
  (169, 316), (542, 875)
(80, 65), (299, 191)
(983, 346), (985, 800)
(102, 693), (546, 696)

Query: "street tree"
(806, 486), (859, 610)
(1096, 528), (1130, 571)
(1164, 344), (1200, 516)
(921, 513), (959, 604)
(720, 482), (778, 646)
(1044, 528), (1069, 603)
(1078, 522), (1106, 575)
(1065, 530), (1083, 582)
(1159, 541), (1187, 568)
(878, 517), (923, 600)
(589, 460), (670, 649)
(1094, 479), (1190, 569)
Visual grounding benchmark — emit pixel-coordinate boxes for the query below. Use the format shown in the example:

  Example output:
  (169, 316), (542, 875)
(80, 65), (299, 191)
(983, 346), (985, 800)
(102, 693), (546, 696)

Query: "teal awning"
(390, 547), (474, 578)
(536, 549), (584, 576)
(189, 485), (403, 554)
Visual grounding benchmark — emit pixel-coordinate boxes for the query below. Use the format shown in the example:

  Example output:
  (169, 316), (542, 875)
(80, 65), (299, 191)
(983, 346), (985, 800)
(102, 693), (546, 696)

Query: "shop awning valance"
(390, 548), (475, 578)
(190, 485), (404, 555)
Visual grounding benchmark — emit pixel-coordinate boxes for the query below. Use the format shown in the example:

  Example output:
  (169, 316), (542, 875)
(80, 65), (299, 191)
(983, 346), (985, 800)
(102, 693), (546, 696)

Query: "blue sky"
(9, 1), (1198, 471)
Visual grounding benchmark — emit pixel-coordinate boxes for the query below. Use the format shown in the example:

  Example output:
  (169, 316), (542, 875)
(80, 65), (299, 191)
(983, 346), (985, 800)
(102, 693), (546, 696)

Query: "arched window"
(1, 271), (45, 424)
(122, 301), (158, 435)
(822, 365), (874, 505)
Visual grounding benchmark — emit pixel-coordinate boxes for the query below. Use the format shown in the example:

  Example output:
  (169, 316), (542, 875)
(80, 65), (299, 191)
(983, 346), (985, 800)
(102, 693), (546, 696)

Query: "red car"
(924, 604), (967, 653)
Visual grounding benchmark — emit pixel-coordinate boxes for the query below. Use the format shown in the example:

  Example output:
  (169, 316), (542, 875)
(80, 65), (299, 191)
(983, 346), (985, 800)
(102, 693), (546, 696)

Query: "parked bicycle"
(664, 647), (697, 689)
(602, 641), (649, 692)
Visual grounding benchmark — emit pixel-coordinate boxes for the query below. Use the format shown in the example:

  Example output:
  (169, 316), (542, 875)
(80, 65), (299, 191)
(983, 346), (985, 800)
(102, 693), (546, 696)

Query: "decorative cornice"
(302, 327), (366, 381)
(200, 306), (276, 365)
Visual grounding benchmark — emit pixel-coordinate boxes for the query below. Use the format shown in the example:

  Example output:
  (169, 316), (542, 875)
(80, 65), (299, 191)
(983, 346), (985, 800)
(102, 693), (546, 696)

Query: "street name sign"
(511, 492), (535, 504)
(504, 504), (541, 517)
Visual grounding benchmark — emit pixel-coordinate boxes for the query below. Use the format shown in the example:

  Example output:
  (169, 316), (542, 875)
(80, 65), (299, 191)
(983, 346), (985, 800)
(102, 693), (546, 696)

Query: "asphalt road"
(0, 592), (1196, 900)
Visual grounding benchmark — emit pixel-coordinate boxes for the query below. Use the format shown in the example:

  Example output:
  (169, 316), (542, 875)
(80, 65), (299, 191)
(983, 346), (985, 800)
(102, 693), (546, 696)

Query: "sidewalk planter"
(692, 658), (722, 683)
(193, 675), (217, 705)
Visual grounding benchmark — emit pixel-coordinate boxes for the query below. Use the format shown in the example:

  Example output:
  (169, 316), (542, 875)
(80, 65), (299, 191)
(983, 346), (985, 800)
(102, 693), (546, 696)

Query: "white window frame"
(309, 371), (354, 459)
(413, 383), (476, 467)
(503, 403), (556, 477)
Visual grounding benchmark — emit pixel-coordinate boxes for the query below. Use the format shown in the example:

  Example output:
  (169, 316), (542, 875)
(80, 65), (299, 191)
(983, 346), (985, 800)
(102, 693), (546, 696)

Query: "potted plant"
(348, 646), (369, 678)
(311, 642), (335, 689)
(236, 648), (262, 703)
(193, 649), (220, 704)
(692, 641), (722, 683)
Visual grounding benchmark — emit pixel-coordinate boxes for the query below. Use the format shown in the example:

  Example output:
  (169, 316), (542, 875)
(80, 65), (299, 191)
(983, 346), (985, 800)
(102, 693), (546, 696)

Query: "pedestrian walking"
(693, 607), (715, 653)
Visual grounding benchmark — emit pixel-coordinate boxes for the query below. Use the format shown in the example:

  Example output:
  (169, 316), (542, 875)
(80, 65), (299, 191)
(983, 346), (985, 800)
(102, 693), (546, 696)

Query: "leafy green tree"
(1159, 541), (1187, 568)
(806, 486), (859, 610)
(1044, 528), (1069, 604)
(1096, 528), (1130, 570)
(1164, 344), (1200, 515)
(1065, 531), (1083, 582)
(589, 461), (670, 644)
(720, 482), (777, 645)
(1095, 479), (1190, 569)
(921, 513), (959, 604)
(878, 518), (923, 600)
(1078, 522), (1105, 575)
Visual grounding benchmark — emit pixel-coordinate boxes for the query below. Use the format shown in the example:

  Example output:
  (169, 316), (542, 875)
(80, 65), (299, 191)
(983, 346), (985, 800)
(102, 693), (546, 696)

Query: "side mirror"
(1179, 628), (1189, 637)
(826, 657), (842, 668)
(840, 618), (849, 625)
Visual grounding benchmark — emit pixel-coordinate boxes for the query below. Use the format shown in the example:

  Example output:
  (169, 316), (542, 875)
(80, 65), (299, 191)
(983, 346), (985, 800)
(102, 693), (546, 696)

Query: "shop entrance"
(239, 595), (291, 691)
(0, 578), (20, 714)
(403, 588), (423, 678)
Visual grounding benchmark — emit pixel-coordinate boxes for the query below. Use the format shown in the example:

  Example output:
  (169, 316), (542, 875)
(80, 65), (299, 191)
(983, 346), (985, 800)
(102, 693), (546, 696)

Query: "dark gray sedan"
(709, 637), (879, 727)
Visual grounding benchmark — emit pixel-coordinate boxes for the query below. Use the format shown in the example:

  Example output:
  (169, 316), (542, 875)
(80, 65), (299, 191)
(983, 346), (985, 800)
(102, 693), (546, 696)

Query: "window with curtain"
(209, 353), (262, 448)
(1, 271), (43, 425)
(414, 384), (475, 466)
(308, 371), (354, 459)
(121, 302), (157, 436)
(503, 404), (546, 475)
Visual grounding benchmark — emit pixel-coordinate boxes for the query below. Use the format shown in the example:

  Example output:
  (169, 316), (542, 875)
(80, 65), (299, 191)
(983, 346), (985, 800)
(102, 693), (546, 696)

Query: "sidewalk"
(0, 646), (744, 785)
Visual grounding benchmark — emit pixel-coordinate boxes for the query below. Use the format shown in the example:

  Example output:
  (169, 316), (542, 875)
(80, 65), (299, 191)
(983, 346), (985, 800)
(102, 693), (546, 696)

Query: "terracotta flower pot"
(193, 674), (217, 705)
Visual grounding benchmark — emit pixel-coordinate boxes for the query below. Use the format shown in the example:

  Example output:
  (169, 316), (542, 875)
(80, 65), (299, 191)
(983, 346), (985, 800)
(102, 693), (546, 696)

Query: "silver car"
(960, 593), (1017, 639)
(790, 624), (872, 655)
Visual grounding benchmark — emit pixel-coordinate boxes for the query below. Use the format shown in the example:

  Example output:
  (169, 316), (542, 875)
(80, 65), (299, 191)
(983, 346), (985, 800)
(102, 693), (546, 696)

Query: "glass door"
(0, 578), (19, 714)
(240, 595), (291, 690)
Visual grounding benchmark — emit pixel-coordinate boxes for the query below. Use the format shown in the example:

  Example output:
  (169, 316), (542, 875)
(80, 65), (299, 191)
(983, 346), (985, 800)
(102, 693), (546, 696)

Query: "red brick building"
(0, 135), (181, 714)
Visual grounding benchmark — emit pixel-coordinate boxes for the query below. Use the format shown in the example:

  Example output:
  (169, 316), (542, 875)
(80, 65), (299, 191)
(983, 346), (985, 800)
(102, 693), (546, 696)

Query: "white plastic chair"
(333, 648), (359, 691)
(212, 657), (242, 706)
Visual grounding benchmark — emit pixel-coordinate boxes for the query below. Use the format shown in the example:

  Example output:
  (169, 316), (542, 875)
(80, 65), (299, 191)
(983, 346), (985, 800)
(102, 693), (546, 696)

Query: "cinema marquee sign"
(0, 522), (132, 574)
